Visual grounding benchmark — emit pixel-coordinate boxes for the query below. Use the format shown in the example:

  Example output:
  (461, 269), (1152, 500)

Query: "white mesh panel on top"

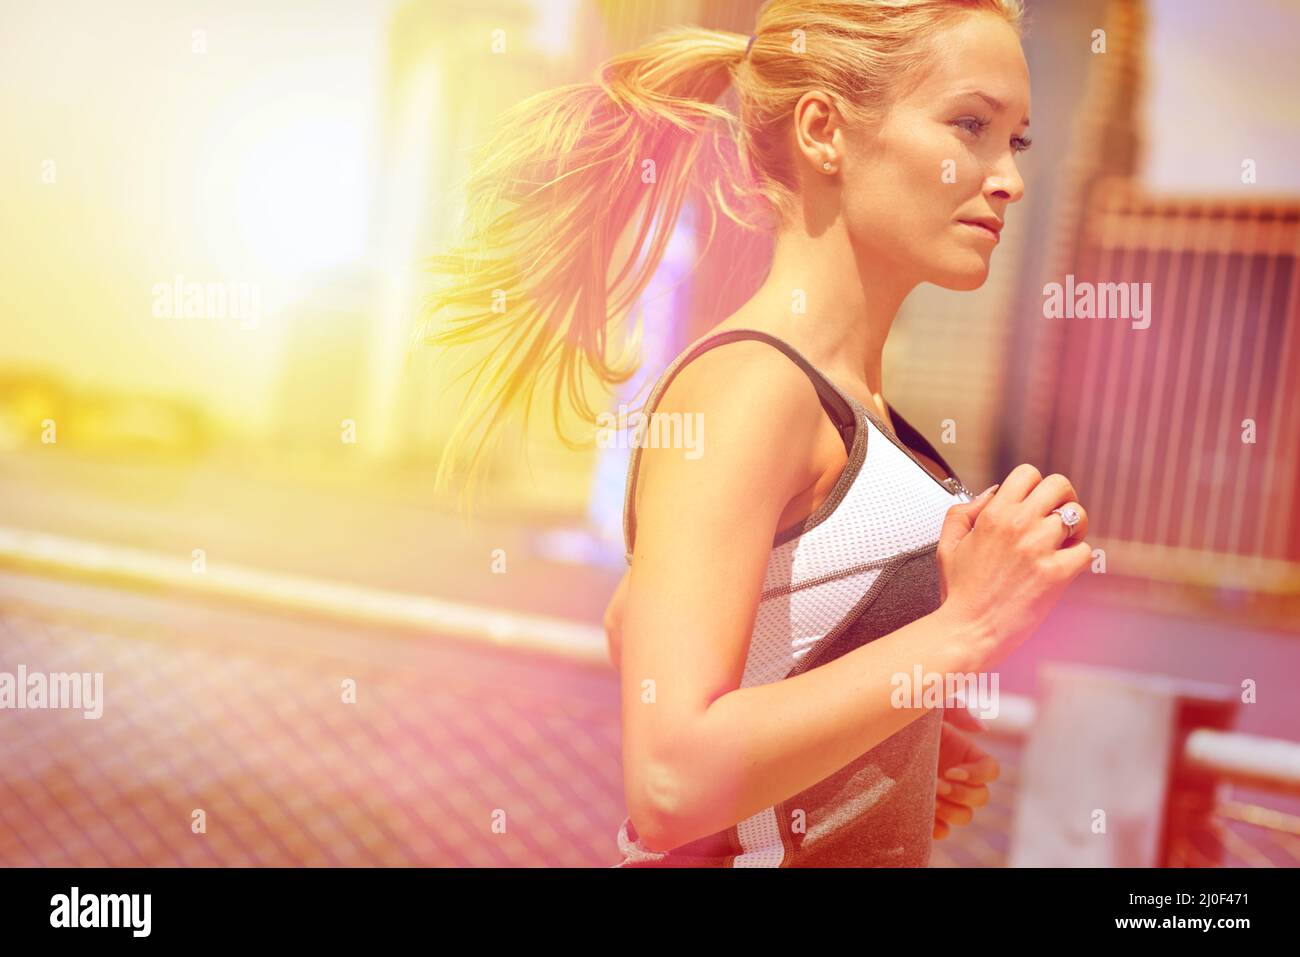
(740, 567), (882, 688)
(761, 417), (959, 595)
(733, 810), (786, 867)
(614, 818), (667, 865)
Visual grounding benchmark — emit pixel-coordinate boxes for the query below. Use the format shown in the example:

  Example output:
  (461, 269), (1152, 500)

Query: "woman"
(427, 0), (1090, 866)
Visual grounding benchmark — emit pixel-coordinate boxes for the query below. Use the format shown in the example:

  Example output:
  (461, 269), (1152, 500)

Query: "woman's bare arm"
(603, 567), (630, 670)
(648, 603), (987, 849)
(620, 342), (993, 851)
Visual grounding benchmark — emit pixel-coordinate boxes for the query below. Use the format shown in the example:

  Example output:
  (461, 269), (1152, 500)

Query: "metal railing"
(936, 687), (1300, 868)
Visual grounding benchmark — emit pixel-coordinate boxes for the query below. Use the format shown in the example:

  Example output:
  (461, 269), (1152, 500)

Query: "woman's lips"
(958, 220), (1000, 243)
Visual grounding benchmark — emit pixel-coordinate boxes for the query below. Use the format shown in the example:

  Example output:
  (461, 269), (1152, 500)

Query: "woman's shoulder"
(652, 318), (815, 401)
(646, 326), (828, 444)
(626, 322), (860, 534)
(625, 329), (833, 554)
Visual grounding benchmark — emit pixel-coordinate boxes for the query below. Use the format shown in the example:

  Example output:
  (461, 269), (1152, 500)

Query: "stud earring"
(823, 161), (833, 172)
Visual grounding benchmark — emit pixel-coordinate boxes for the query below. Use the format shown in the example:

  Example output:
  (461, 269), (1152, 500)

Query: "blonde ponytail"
(420, 26), (754, 508)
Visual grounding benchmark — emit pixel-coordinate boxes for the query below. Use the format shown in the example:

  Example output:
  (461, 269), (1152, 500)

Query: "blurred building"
(1000, 0), (1300, 606)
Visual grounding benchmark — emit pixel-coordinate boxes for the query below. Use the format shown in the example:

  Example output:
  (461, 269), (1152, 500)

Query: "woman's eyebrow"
(953, 89), (1030, 127)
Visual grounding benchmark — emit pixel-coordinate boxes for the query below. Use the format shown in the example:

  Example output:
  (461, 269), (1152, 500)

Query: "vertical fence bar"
(1159, 694), (1243, 866)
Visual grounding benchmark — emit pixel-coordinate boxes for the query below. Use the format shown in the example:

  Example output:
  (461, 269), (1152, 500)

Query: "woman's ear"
(791, 90), (842, 173)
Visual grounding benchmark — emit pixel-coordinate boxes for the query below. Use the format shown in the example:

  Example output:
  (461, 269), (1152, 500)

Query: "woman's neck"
(726, 223), (918, 419)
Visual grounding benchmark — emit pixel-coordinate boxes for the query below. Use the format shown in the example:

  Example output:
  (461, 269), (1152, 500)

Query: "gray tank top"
(615, 328), (974, 867)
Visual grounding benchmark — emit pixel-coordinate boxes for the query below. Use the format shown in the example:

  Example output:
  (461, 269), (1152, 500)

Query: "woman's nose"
(985, 157), (1025, 204)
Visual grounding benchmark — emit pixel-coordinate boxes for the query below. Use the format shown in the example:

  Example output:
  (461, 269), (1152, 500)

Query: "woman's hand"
(936, 463), (1091, 667)
(933, 708), (999, 840)
(603, 567), (630, 670)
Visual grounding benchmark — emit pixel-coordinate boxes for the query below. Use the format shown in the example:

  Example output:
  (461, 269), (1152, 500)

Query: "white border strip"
(0, 526), (608, 665)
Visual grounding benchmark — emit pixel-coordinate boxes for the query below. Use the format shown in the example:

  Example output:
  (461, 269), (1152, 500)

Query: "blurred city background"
(1, 0), (1297, 867)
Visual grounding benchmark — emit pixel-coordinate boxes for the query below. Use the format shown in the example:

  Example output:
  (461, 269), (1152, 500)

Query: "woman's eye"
(954, 116), (990, 135)
(1012, 135), (1033, 154)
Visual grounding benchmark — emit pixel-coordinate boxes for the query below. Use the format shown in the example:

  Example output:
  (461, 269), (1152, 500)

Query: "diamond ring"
(1052, 506), (1081, 531)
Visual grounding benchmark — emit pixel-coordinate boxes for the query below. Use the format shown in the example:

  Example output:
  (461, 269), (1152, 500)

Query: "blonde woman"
(426, 0), (1090, 866)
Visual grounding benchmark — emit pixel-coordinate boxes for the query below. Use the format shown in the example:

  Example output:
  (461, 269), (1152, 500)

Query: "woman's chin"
(931, 257), (992, 291)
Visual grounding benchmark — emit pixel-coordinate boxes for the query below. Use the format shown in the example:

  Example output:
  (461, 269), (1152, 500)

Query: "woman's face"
(833, 12), (1031, 291)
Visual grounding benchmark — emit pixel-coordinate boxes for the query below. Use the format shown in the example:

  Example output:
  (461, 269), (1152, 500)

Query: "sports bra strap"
(621, 328), (858, 566)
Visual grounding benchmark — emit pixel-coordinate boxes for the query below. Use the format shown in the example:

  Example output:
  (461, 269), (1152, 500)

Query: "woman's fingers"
(937, 780), (990, 808)
(934, 798), (974, 827)
(934, 776), (992, 838)
(992, 462), (1045, 505)
(944, 754), (1000, 784)
(1018, 472), (1088, 549)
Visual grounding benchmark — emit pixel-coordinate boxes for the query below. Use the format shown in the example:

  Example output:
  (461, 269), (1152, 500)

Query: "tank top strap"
(621, 328), (859, 566)
(886, 402), (962, 486)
